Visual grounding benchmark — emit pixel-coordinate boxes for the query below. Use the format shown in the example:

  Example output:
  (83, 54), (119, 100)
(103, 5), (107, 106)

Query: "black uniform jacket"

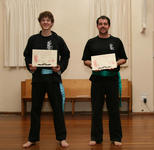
(24, 31), (70, 83)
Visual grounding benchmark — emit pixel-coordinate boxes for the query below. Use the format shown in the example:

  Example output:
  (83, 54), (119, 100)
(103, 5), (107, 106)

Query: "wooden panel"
(21, 81), (26, 98)
(21, 79), (132, 100)
(63, 79), (91, 98)
(121, 79), (129, 97)
(25, 79), (32, 98)
(22, 79), (131, 99)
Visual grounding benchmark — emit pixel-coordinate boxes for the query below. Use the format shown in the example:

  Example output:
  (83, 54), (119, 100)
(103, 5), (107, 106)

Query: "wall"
(131, 0), (154, 112)
(0, 0), (92, 112)
(0, 0), (153, 113)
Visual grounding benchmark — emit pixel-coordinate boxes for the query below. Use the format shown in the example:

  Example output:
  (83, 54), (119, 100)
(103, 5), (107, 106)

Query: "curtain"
(3, 0), (40, 67)
(89, 0), (131, 66)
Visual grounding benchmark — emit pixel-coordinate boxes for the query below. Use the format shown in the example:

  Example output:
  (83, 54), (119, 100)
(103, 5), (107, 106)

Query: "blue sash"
(59, 83), (65, 111)
(41, 69), (53, 74)
(41, 69), (65, 110)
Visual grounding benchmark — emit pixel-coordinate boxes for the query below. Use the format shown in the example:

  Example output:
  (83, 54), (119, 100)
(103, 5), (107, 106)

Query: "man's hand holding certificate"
(91, 53), (117, 71)
(32, 49), (57, 67)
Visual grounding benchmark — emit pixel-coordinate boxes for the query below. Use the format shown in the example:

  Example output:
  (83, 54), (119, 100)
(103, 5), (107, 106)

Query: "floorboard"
(0, 113), (154, 150)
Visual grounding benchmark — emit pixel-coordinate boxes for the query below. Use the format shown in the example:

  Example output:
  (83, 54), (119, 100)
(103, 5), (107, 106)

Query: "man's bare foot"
(22, 141), (35, 148)
(112, 141), (122, 146)
(60, 140), (69, 147)
(89, 140), (96, 146)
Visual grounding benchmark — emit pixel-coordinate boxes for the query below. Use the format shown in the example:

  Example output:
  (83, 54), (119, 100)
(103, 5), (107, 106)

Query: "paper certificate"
(32, 49), (57, 67)
(91, 53), (117, 70)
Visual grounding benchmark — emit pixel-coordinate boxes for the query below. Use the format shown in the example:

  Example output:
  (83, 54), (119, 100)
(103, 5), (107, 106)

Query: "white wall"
(131, 0), (154, 112)
(0, 0), (154, 113)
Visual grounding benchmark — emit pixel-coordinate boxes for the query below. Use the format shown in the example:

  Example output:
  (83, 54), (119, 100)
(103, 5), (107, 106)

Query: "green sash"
(92, 70), (122, 106)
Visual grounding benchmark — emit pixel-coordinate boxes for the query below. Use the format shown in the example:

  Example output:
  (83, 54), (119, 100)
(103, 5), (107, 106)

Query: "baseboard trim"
(0, 111), (153, 115)
(0, 112), (21, 115)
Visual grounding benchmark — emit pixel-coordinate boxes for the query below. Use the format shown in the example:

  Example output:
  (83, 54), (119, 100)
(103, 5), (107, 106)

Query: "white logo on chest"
(109, 43), (114, 50)
(47, 40), (53, 50)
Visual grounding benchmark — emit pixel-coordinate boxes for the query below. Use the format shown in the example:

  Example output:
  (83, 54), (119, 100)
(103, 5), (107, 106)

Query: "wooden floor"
(0, 113), (154, 150)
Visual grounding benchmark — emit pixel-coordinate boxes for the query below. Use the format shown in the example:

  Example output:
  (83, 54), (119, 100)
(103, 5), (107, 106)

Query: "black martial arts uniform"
(24, 31), (70, 142)
(82, 35), (127, 143)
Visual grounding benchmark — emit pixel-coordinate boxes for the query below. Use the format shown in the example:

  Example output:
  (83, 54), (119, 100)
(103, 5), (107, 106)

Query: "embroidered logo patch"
(47, 40), (53, 50)
(109, 43), (115, 50)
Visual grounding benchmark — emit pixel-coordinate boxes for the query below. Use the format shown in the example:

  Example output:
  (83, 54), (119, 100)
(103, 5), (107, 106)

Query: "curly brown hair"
(38, 11), (54, 23)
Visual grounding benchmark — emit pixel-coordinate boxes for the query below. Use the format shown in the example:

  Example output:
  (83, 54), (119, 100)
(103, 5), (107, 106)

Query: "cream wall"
(0, 0), (153, 112)
(131, 0), (154, 112)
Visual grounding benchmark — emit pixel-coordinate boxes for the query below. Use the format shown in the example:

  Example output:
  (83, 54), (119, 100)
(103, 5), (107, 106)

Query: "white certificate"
(91, 53), (117, 70)
(32, 49), (57, 67)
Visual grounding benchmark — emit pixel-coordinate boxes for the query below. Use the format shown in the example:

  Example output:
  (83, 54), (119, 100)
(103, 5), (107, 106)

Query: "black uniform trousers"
(28, 75), (66, 142)
(91, 75), (122, 143)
